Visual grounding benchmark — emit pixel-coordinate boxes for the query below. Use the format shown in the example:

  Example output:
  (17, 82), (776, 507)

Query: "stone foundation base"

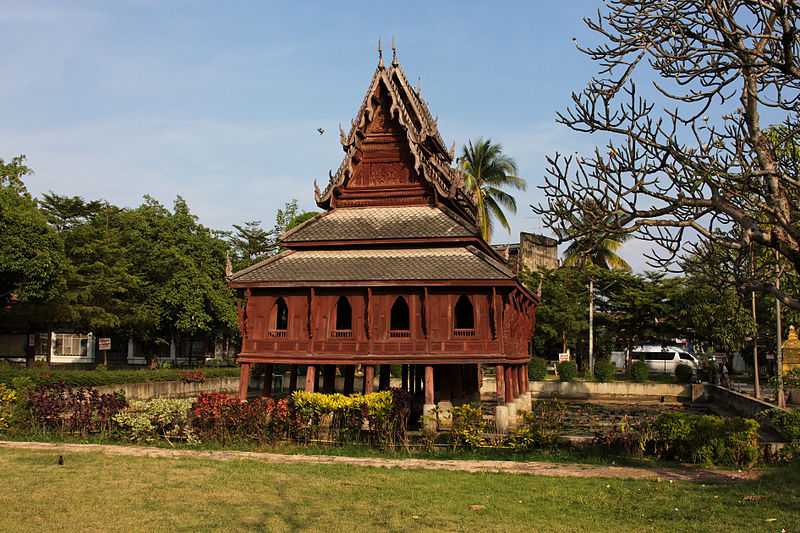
(437, 400), (453, 429)
(422, 403), (437, 431)
(495, 405), (510, 433)
(506, 401), (518, 426)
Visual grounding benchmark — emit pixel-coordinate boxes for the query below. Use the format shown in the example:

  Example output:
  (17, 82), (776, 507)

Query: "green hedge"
(556, 361), (578, 382)
(593, 360), (616, 383)
(0, 367), (240, 387)
(631, 361), (649, 382)
(528, 357), (548, 381)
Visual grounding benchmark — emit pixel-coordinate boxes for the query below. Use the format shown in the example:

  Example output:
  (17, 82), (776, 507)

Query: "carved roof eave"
(315, 63), (474, 213)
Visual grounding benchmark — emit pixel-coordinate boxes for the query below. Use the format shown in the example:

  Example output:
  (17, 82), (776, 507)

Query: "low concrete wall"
(95, 377), (239, 400)
(705, 385), (782, 418)
(526, 380), (692, 401)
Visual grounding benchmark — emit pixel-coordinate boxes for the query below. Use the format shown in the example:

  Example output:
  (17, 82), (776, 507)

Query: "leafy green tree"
(522, 267), (587, 358)
(229, 221), (273, 270)
(273, 199), (319, 236)
(460, 138), (526, 241)
(41, 195), (139, 334)
(0, 156), (64, 304)
(125, 196), (238, 347)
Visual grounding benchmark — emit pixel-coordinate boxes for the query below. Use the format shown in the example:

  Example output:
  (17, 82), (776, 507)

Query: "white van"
(630, 345), (700, 375)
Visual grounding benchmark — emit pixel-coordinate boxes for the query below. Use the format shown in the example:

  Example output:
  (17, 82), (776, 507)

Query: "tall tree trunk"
(588, 277), (594, 376)
(776, 250), (785, 408)
(752, 291), (760, 398)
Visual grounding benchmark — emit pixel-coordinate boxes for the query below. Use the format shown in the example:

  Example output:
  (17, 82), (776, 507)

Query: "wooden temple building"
(228, 45), (538, 429)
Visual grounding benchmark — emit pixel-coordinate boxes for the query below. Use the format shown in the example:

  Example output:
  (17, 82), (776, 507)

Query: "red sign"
(98, 338), (111, 351)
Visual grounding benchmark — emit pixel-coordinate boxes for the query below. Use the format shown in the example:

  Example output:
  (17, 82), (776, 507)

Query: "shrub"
(0, 384), (17, 432)
(556, 361), (577, 382)
(675, 363), (694, 384)
(450, 404), (487, 450)
(593, 414), (654, 456)
(191, 393), (291, 445)
(631, 361), (649, 382)
(593, 360), (616, 383)
(758, 408), (800, 442)
(29, 383), (127, 436)
(528, 357), (548, 381)
(651, 412), (760, 467)
(509, 400), (566, 451)
(177, 370), (205, 384)
(289, 389), (410, 447)
(114, 398), (198, 444)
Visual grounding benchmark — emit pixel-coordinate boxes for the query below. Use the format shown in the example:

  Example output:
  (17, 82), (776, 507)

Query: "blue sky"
(1, 1), (653, 268)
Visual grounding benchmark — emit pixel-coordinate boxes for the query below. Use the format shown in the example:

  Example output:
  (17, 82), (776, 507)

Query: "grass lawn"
(1, 448), (798, 532)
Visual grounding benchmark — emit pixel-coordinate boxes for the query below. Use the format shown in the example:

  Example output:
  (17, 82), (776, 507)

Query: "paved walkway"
(0, 440), (759, 483)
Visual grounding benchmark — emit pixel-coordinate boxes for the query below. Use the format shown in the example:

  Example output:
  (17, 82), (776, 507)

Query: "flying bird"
(317, 128), (325, 135)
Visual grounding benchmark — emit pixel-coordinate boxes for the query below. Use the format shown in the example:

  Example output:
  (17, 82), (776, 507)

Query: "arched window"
(274, 298), (288, 330)
(389, 296), (410, 336)
(268, 297), (289, 336)
(453, 295), (475, 335)
(335, 296), (352, 333)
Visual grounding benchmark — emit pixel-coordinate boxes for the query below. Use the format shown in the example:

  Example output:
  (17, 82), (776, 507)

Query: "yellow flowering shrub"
(0, 384), (18, 432)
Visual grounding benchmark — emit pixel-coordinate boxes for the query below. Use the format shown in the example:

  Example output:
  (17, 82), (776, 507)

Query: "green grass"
(0, 366), (239, 387)
(0, 448), (798, 532)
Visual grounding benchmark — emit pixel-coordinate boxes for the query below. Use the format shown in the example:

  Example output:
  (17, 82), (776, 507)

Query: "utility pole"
(775, 250), (785, 408)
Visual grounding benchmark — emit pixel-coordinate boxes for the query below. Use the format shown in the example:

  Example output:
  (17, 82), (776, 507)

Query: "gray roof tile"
(281, 205), (477, 243)
(230, 247), (513, 283)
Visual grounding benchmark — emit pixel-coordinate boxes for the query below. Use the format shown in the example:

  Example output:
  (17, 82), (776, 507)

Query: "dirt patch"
(0, 440), (759, 483)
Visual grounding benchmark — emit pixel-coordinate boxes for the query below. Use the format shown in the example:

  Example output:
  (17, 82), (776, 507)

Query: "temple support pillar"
(238, 362), (251, 401)
(495, 364), (509, 433)
(262, 363), (274, 397)
(437, 366), (453, 429)
(322, 365), (336, 393)
(289, 365), (298, 393)
(401, 365), (409, 392)
(379, 365), (391, 391)
(304, 365), (316, 392)
(519, 364), (531, 411)
(504, 364), (517, 424)
(422, 365), (436, 431)
(364, 365), (375, 394)
(343, 365), (355, 395)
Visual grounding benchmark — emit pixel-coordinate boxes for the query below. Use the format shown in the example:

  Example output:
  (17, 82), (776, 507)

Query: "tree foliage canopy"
(0, 156), (64, 304)
(533, 0), (800, 309)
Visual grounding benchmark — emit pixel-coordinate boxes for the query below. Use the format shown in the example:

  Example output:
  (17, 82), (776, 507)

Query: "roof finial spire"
(391, 36), (398, 67)
(377, 38), (384, 68)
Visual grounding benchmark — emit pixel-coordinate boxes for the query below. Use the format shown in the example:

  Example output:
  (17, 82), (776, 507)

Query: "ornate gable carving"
(314, 55), (477, 222)
(347, 84), (420, 189)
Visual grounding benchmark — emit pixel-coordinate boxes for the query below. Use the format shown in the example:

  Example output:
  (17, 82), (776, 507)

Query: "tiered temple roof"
(228, 48), (530, 295)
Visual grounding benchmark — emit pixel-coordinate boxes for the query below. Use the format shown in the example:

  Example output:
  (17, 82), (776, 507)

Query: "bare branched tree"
(533, 0), (800, 310)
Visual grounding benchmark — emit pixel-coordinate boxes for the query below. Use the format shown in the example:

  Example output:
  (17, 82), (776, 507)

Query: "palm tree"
(460, 138), (526, 241)
(562, 234), (632, 271)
